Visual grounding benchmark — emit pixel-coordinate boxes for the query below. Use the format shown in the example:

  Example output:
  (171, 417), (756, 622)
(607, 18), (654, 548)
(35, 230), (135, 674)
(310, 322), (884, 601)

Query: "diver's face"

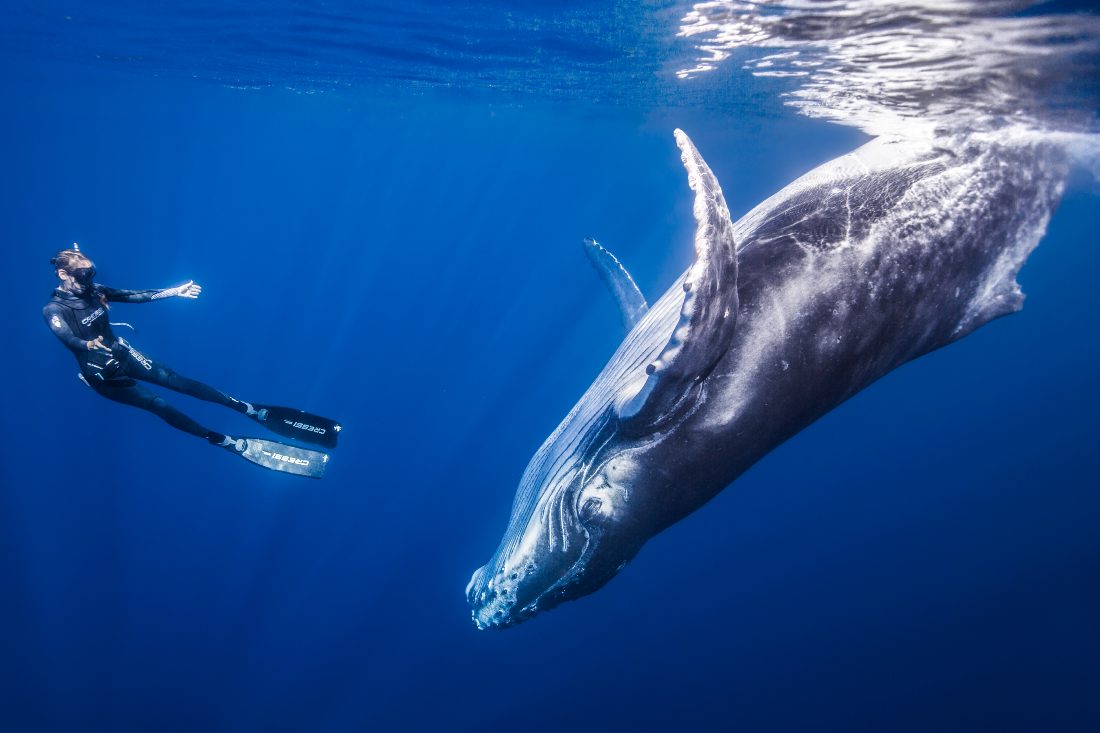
(59, 258), (95, 291)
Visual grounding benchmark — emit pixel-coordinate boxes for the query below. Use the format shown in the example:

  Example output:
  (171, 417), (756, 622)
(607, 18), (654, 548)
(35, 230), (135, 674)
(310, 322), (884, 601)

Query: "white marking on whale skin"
(705, 133), (1066, 433)
(767, 292), (789, 344)
(843, 186), (853, 248)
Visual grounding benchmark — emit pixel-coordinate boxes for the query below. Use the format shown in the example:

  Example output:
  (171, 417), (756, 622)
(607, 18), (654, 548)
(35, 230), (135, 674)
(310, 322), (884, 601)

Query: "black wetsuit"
(44, 284), (243, 439)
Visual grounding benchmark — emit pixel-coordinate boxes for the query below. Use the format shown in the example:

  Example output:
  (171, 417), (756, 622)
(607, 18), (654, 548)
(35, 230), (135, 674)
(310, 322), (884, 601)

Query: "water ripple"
(677, 1), (1100, 136)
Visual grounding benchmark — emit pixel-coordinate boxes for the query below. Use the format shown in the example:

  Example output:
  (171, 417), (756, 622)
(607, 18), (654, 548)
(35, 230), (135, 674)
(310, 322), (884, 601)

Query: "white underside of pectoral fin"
(616, 129), (740, 430)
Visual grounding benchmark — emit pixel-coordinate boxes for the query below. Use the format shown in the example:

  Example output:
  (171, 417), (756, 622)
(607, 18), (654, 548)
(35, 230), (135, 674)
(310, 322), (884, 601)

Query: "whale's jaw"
(467, 511), (646, 630)
(466, 565), (522, 630)
(466, 528), (590, 630)
(468, 440), (654, 629)
(466, 562), (564, 631)
(467, 558), (612, 631)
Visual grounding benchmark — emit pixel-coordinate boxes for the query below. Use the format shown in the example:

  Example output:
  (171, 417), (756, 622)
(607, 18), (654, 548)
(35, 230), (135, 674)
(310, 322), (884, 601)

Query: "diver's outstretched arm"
(98, 281), (202, 304)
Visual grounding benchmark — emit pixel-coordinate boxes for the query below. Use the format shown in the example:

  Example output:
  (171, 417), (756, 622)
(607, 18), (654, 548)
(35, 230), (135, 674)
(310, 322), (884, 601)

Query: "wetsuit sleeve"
(43, 304), (89, 352)
(99, 285), (182, 303)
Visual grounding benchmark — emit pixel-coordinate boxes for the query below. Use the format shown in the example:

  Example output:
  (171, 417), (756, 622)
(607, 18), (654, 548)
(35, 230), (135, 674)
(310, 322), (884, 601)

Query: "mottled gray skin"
(467, 131), (1067, 630)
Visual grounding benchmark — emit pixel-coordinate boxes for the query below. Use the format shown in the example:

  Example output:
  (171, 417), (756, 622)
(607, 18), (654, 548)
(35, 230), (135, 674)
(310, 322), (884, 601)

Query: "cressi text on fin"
(218, 436), (328, 479)
(246, 404), (341, 449)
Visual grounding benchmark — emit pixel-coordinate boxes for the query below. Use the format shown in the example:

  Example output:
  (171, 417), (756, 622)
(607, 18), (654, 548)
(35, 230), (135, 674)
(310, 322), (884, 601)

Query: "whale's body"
(467, 131), (1067, 630)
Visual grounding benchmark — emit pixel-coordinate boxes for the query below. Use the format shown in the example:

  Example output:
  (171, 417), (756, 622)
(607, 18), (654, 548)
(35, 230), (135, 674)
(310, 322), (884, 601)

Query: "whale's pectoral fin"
(617, 129), (739, 431)
(583, 237), (649, 334)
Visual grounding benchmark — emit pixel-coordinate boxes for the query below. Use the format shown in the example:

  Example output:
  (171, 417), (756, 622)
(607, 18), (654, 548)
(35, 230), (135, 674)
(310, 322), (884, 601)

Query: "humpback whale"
(467, 129), (1067, 630)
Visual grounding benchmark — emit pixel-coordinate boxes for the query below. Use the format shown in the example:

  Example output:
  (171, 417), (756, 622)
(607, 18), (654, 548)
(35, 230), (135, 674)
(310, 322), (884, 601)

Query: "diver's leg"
(112, 342), (340, 449)
(90, 378), (222, 441)
(119, 345), (248, 414)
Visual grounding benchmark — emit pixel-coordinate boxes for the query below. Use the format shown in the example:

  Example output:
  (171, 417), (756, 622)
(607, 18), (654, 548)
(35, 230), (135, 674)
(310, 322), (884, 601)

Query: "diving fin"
(241, 403), (341, 449)
(214, 435), (328, 479)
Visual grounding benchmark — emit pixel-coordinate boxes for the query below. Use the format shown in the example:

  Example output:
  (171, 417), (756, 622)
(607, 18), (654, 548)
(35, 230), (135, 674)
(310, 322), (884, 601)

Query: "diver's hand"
(176, 281), (201, 299)
(87, 336), (112, 354)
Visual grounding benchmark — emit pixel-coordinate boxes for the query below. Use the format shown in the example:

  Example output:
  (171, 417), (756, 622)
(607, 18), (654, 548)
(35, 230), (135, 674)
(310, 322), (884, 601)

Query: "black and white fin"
(583, 237), (649, 334)
(618, 129), (740, 431)
(216, 435), (328, 478)
(246, 404), (341, 449)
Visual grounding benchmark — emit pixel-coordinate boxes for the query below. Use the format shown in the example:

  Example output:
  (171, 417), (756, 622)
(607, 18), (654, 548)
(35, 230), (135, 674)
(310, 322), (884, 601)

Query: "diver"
(43, 245), (340, 478)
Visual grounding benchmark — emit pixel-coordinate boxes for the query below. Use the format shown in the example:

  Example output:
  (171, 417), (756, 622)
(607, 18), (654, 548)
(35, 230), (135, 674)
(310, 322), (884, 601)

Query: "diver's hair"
(49, 249), (85, 271)
(51, 248), (108, 309)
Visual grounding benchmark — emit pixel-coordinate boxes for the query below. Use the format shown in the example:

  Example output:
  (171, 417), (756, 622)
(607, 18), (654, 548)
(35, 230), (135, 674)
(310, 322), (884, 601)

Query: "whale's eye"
(579, 497), (603, 524)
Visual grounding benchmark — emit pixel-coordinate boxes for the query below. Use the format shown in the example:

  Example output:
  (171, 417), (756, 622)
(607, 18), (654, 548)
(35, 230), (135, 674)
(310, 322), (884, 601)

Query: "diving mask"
(70, 266), (96, 284)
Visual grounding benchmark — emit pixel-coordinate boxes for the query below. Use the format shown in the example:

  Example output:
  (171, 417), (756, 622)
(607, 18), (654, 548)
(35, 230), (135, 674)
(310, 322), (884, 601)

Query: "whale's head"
(467, 442), (648, 630)
(466, 128), (750, 629)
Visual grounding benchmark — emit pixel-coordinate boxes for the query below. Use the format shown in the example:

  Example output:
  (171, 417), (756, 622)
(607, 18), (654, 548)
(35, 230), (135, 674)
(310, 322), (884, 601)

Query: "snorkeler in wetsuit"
(43, 246), (340, 477)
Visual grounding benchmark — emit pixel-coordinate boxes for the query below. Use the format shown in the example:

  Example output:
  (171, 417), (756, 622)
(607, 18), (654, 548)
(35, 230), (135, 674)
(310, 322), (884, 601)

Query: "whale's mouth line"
(472, 525), (597, 629)
(503, 549), (593, 627)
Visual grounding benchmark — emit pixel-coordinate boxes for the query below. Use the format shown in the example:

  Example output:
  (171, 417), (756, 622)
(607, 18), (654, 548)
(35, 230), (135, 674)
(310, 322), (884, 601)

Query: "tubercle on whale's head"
(466, 454), (644, 630)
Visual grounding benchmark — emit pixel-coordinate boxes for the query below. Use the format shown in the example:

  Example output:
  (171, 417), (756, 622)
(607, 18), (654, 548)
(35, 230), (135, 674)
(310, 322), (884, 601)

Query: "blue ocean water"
(2, 2), (1099, 731)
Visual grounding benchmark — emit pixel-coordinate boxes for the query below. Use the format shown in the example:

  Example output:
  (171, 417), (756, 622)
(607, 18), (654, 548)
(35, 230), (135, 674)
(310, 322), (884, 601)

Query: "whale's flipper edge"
(583, 237), (649, 334)
(617, 129), (740, 432)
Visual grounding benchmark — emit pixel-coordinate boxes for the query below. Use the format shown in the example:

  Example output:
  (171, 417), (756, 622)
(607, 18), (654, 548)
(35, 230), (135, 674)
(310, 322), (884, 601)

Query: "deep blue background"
(1, 67), (1098, 731)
